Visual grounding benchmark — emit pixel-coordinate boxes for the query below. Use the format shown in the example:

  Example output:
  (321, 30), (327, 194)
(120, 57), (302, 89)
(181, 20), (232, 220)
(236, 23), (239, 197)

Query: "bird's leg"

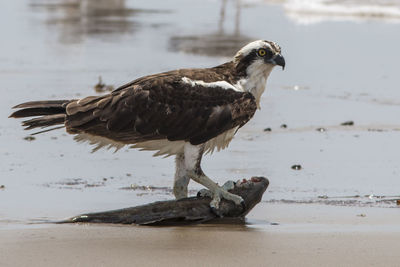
(183, 143), (244, 211)
(188, 170), (244, 210)
(173, 153), (190, 199)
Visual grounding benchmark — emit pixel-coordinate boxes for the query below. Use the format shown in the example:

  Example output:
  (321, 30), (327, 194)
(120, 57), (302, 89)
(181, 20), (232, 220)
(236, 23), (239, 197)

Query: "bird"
(10, 40), (285, 210)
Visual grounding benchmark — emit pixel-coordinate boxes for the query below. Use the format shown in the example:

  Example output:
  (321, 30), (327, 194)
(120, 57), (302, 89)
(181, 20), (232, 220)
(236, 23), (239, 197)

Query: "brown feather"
(11, 62), (257, 147)
(22, 114), (65, 130)
(12, 100), (70, 109)
(10, 107), (66, 118)
(63, 67), (256, 146)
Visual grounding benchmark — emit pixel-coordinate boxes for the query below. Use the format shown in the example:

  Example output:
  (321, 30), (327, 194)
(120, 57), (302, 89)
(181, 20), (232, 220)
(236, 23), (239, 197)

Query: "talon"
(210, 195), (221, 210)
(224, 192), (244, 206)
(206, 185), (244, 216)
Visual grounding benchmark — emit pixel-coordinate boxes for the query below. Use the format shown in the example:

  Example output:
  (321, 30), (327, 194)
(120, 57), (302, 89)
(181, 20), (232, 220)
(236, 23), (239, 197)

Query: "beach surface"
(2, 203), (400, 267)
(1, 0), (400, 266)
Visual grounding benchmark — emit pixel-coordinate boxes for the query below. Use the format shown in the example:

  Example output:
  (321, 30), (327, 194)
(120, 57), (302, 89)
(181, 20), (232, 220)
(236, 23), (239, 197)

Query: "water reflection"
(169, 0), (253, 57)
(29, 0), (167, 43)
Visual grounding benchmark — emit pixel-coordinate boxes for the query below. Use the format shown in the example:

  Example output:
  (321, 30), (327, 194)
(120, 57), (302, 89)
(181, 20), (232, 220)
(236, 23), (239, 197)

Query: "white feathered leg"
(173, 153), (190, 199)
(182, 143), (244, 210)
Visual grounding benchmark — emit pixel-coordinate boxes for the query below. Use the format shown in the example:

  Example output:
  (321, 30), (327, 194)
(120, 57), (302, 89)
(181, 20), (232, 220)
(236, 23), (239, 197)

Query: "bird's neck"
(212, 61), (273, 108)
(233, 62), (274, 109)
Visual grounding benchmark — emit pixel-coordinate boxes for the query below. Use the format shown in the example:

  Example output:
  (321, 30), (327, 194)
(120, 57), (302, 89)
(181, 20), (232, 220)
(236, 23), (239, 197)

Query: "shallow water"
(1, 0), (400, 225)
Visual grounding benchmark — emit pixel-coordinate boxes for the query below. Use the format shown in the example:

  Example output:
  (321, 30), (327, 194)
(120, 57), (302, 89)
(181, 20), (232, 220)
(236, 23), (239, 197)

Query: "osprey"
(10, 40), (285, 210)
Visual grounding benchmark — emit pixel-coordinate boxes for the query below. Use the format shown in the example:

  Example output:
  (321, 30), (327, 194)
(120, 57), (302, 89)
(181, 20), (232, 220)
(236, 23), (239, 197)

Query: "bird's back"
(10, 63), (257, 155)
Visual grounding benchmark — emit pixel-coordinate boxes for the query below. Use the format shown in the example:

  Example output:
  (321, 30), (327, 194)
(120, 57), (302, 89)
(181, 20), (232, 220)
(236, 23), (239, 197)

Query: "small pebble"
(263, 128), (272, 132)
(291, 164), (302, 170)
(280, 124), (287, 129)
(357, 214), (366, 217)
(341, 121), (354, 126)
(316, 128), (326, 132)
(0, 185), (5, 189)
(24, 136), (36, 141)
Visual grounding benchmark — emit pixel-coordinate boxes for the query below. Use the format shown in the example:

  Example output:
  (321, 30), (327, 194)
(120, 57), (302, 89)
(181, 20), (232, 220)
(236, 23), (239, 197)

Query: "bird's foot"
(209, 187), (244, 212)
(197, 180), (244, 216)
(197, 180), (235, 198)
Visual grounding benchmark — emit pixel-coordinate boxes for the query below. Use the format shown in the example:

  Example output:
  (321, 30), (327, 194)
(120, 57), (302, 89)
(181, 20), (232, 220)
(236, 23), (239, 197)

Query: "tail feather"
(10, 100), (71, 132)
(22, 114), (66, 130)
(10, 107), (67, 118)
(12, 100), (70, 109)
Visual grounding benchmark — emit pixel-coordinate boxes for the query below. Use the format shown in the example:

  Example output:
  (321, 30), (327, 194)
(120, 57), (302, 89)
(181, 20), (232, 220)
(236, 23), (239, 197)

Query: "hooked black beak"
(273, 54), (285, 70)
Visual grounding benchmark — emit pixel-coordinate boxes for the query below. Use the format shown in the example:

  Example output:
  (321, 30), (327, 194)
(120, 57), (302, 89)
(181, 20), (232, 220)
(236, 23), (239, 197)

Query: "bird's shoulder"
(66, 62), (254, 117)
(112, 62), (239, 94)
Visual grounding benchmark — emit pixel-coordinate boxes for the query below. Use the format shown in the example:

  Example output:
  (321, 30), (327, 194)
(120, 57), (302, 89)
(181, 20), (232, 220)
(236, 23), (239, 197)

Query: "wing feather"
(64, 73), (257, 145)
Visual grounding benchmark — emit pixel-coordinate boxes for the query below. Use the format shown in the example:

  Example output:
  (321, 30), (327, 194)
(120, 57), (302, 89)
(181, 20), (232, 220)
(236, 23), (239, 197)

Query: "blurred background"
(1, 0), (400, 224)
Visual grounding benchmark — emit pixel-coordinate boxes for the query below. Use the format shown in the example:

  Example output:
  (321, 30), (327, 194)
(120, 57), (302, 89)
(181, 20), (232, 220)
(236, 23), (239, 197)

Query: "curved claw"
(208, 187), (244, 216)
(196, 180), (244, 217)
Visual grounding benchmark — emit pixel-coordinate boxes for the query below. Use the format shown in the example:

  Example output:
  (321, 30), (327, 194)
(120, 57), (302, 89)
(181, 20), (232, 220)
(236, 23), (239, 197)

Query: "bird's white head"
(233, 40), (285, 108)
(234, 40), (285, 72)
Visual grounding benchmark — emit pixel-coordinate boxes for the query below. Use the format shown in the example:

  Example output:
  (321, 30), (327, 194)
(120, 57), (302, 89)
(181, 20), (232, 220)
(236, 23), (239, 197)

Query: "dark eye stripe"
(258, 48), (273, 59)
(235, 50), (258, 75)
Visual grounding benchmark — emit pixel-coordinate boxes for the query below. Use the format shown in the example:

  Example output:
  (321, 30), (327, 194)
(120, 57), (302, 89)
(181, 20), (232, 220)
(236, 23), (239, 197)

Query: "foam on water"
(282, 0), (400, 24)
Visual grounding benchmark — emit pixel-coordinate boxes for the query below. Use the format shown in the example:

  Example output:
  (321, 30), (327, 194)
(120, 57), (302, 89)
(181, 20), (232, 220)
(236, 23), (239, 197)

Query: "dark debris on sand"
(24, 136), (36, 141)
(341, 121), (354, 126)
(291, 164), (302, 170)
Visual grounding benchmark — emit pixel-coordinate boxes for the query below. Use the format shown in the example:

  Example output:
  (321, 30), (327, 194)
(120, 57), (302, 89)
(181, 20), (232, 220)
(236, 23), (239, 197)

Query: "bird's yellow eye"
(258, 49), (266, 57)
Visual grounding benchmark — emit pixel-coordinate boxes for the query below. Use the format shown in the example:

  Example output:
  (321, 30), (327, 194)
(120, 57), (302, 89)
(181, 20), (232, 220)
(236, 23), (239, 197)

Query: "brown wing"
(65, 73), (257, 145)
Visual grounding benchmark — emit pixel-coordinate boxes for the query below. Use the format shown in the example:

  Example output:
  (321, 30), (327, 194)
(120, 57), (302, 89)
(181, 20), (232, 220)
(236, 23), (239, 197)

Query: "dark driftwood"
(59, 177), (269, 226)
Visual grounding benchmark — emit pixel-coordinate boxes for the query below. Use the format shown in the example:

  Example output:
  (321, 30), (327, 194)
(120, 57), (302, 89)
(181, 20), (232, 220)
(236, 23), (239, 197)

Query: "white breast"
(236, 60), (274, 108)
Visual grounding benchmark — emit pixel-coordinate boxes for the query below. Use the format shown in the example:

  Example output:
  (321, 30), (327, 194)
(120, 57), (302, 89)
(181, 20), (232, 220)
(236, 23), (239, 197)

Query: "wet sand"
(2, 227), (399, 267)
(2, 203), (400, 267)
